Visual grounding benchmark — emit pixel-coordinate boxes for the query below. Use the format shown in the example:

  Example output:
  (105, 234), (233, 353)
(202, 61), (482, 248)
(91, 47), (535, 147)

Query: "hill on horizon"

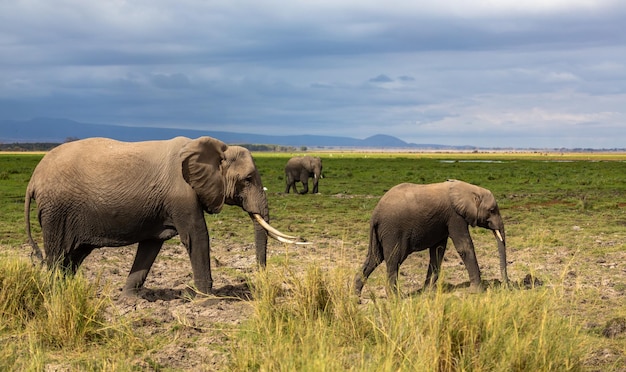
(0, 118), (471, 150)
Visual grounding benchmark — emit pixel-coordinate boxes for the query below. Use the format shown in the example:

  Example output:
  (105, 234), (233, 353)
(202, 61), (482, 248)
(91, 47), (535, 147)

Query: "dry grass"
(0, 257), (148, 370)
(232, 264), (586, 371)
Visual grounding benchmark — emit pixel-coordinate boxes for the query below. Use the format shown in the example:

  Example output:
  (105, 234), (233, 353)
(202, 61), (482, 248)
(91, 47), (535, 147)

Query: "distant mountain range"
(0, 118), (474, 149)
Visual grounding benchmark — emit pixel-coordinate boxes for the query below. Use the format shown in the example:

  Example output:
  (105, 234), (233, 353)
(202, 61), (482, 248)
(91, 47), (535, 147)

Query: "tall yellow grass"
(0, 257), (144, 370)
(232, 265), (585, 371)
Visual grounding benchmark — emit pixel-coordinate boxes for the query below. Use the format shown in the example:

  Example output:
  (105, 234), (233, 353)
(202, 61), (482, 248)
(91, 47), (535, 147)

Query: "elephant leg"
(41, 239), (64, 271)
(383, 241), (406, 296)
(424, 239), (447, 287)
(461, 249), (482, 291)
(299, 181), (309, 194)
(453, 243), (482, 290)
(65, 244), (96, 274)
(122, 239), (164, 296)
(385, 261), (400, 296)
(182, 229), (214, 295)
(290, 181), (299, 194)
(312, 180), (319, 194)
(354, 252), (382, 296)
(41, 221), (73, 270)
(449, 223), (483, 291)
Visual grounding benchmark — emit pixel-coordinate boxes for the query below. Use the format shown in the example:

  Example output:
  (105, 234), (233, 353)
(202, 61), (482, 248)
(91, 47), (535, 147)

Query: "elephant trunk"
(494, 228), (509, 285)
(312, 173), (320, 193)
(312, 165), (322, 193)
(252, 213), (269, 267)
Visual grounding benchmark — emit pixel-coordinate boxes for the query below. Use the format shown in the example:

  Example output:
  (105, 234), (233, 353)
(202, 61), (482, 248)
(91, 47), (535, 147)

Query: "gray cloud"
(369, 74), (393, 83)
(150, 73), (192, 90)
(1, 1), (625, 147)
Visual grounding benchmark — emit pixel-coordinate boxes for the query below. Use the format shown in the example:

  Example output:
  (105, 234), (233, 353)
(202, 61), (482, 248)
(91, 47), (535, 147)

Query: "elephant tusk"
(252, 214), (299, 240)
(495, 230), (504, 242)
(267, 230), (311, 245)
(251, 214), (310, 244)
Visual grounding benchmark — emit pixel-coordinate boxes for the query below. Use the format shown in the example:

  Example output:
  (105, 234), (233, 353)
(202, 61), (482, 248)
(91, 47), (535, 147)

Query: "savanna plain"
(1, 151), (625, 371)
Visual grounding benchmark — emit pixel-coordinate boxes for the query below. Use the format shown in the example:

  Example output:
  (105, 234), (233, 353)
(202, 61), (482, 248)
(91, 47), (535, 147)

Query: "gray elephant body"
(25, 136), (273, 296)
(354, 180), (508, 296)
(284, 156), (322, 194)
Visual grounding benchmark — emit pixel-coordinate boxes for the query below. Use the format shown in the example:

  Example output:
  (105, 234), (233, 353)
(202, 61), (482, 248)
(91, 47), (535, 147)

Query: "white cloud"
(543, 72), (580, 83)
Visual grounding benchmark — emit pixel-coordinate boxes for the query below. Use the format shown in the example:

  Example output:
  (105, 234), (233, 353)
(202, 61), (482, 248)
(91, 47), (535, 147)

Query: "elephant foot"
(120, 287), (142, 299)
(421, 283), (437, 293)
(468, 282), (484, 293)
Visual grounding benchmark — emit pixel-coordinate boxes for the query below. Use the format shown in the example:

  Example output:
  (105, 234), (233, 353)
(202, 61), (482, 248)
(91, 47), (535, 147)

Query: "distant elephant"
(25, 136), (301, 296)
(354, 179), (508, 296)
(284, 156), (323, 194)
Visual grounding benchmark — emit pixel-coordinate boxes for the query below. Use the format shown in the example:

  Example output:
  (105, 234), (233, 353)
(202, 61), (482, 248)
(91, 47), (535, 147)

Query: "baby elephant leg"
(424, 239), (448, 287)
(354, 251), (382, 296)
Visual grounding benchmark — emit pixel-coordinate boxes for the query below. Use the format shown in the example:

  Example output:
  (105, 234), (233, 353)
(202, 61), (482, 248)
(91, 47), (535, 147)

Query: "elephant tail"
(24, 184), (44, 265)
(369, 221), (385, 264)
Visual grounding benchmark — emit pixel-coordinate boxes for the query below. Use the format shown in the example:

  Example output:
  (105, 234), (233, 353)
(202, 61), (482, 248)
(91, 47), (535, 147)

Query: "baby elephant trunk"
(494, 228), (509, 285)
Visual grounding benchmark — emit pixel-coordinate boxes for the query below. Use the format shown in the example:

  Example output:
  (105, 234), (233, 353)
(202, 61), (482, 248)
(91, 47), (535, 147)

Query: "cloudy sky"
(1, 1), (625, 148)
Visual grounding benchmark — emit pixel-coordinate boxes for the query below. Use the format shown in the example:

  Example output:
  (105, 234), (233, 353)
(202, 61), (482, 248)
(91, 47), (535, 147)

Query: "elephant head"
(180, 141), (301, 267)
(305, 156), (323, 179)
(449, 179), (508, 285)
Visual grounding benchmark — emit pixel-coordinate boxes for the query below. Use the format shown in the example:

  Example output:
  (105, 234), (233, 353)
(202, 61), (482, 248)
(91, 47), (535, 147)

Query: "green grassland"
(1, 151), (625, 370)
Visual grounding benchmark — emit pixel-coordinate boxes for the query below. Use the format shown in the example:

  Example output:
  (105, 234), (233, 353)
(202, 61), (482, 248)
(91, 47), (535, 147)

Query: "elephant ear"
(449, 180), (481, 227)
(180, 137), (228, 214)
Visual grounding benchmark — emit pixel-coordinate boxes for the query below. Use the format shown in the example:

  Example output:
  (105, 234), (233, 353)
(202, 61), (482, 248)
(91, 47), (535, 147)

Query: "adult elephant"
(284, 156), (323, 194)
(354, 179), (508, 296)
(25, 136), (302, 296)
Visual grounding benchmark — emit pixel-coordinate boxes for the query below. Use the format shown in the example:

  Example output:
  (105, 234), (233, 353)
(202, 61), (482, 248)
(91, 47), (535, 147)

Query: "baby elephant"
(354, 179), (508, 296)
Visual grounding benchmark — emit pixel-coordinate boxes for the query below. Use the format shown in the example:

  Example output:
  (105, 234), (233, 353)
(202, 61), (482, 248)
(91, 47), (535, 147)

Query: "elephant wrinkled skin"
(25, 136), (299, 296)
(354, 179), (509, 296)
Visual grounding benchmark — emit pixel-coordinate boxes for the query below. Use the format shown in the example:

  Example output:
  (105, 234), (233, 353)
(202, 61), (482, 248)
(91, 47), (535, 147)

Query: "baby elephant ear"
(449, 180), (480, 227)
(180, 137), (228, 214)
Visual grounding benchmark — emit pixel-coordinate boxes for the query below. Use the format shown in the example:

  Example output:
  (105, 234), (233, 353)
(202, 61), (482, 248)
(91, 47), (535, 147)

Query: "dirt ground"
(81, 241), (261, 371)
(51, 237), (470, 370)
(11, 230), (626, 371)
